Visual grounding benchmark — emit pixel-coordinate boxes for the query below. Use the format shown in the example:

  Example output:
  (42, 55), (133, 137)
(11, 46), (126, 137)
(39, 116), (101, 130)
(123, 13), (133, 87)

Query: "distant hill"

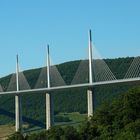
(0, 57), (140, 126)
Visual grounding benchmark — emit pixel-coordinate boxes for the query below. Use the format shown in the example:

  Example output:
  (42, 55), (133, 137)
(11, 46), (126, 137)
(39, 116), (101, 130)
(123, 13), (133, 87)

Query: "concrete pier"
(15, 94), (22, 132)
(46, 93), (54, 130)
(87, 89), (93, 117)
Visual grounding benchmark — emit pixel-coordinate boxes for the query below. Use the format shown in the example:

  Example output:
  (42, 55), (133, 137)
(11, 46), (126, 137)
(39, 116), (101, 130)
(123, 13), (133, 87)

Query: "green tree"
(7, 132), (24, 140)
(62, 126), (80, 140)
(46, 126), (64, 140)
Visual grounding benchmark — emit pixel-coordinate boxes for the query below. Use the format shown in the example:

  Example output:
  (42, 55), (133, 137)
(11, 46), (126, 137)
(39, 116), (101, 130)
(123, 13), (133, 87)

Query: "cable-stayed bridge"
(0, 30), (140, 132)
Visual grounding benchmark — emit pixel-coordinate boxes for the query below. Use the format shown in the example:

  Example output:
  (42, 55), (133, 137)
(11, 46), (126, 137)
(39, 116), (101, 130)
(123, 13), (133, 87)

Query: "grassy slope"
(0, 125), (14, 139)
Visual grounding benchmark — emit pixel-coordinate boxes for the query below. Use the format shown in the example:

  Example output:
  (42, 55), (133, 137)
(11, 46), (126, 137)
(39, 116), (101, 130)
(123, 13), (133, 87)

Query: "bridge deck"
(0, 77), (140, 95)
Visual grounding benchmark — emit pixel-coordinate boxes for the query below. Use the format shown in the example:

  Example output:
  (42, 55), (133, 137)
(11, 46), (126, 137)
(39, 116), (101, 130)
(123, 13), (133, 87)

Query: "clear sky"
(0, 0), (140, 77)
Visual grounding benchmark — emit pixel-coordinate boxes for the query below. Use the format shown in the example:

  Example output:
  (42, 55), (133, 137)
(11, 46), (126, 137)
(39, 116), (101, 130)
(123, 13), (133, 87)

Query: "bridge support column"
(87, 89), (93, 117)
(15, 94), (22, 132)
(46, 93), (54, 130)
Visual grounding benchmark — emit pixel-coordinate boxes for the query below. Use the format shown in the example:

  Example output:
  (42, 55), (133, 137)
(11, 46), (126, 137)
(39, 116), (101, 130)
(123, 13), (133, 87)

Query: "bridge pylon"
(87, 29), (94, 117)
(15, 55), (22, 132)
(46, 45), (54, 130)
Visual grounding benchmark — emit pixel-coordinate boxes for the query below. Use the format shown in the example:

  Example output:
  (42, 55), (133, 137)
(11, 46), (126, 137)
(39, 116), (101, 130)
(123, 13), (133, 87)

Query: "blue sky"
(0, 0), (140, 77)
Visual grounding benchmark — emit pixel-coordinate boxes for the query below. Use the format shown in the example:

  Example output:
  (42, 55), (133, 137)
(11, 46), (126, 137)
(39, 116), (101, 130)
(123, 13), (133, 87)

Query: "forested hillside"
(7, 86), (140, 139)
(0, 57), (139, 126)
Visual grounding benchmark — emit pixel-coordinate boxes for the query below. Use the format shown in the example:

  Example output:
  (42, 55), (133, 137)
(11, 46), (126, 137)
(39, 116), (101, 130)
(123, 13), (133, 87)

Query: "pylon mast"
(16, 54), (19, 91)
(89, 29), (93, 84)
(47, 45), (51, 88)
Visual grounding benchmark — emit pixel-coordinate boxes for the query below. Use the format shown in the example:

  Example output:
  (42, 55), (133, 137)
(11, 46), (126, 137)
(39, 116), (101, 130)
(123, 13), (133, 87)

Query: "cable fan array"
(0, 49), (140, 92)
